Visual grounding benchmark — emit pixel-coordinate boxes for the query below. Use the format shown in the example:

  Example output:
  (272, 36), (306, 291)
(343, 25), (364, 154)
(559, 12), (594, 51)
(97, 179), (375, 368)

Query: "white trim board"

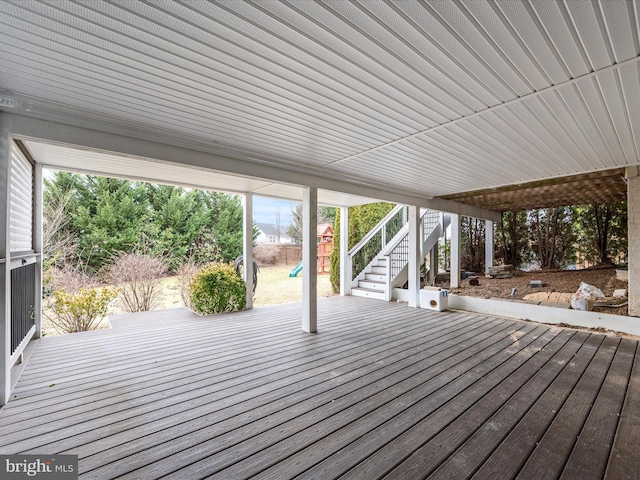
(449, 295), (640, 337)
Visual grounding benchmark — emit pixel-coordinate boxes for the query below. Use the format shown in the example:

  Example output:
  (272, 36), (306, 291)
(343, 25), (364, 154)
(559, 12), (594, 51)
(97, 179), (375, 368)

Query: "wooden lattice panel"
(439, 168), (627, 212)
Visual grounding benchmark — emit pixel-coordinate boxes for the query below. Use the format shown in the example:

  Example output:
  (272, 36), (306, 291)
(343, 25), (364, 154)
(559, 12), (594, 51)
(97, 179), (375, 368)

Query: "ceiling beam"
(0, 111), (501, 221)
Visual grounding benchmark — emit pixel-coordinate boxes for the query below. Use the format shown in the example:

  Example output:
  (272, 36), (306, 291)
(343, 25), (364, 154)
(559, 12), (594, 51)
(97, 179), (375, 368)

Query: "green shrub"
(189, 262), (246, 314)
(45, 287), (119, 334)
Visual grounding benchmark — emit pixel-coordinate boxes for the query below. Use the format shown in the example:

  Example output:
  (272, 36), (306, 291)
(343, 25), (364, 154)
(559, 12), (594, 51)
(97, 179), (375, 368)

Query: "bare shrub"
(253, 244), (280, 265)
(177, 263), (198, 310)
(108, 251), (167, 312)
(45, 264), (99, 294)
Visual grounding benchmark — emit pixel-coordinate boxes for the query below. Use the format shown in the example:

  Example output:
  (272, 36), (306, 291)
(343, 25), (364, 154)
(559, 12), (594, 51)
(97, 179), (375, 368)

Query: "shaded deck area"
(0, 296), (639, 479)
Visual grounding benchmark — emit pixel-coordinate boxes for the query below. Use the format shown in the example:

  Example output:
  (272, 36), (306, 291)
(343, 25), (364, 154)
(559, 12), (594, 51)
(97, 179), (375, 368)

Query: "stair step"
(351, 287), (386, 301)
(358, 280), (385, 291)
(370, 266), (387, 275)
(365, 273), (386, 282)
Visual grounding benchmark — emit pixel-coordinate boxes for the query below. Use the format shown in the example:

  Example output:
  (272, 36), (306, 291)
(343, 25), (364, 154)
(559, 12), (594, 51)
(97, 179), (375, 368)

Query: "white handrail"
(380, 223), (409, 256)
(347, 204), (405, 256)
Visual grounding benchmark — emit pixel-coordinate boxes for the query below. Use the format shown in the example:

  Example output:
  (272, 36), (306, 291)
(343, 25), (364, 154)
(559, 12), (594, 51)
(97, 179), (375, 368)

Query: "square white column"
(408, 205), (421, 307)
(242, 193), (253, 310)
(450, 214), (461, 289)
(302, 187), (317, 332)
(339, 206), (350, 296)
(485, 219), (494, 276)
(628, 174), (640, 316)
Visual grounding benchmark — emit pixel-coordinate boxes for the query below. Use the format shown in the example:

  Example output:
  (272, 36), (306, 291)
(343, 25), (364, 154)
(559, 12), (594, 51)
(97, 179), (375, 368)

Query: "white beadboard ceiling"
(1, 0), (639, 205)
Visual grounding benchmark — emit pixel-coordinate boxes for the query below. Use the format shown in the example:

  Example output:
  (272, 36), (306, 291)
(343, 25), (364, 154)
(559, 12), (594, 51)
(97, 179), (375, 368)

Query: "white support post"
(242, 193), (253, 310)
(628, 171), (640, 316)
(34, 163), (43, 338)
(485, 219), (494, 277)
(0, 117), (11, 406)
(428, 246), (437, 284)
(302, 187), (317, 333)
(408, 205), (421, 308)
(450, 214), (461, 289)
(339, 206), (350, 296)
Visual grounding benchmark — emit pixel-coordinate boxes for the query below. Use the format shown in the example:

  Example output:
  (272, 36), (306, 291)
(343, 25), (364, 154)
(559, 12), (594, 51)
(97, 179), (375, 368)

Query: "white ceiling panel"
(528, 1), (591, 78)
(1, 0), (639, 206)
(564, 0), (614, 70)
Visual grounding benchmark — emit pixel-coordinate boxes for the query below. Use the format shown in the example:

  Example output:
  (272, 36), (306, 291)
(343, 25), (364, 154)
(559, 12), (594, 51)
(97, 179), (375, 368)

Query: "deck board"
(470, 332), (602, 480)
(561, 338), (636, 480)
(605, 341), (640, 480)
(261, 325), (560, 480)
(347, 328), (583, 480)
(0, 296), (638, 479)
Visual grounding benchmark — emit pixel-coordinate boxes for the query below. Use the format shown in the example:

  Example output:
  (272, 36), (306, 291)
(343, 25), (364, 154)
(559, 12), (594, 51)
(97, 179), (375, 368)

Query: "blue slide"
(289, 261), (303, 277)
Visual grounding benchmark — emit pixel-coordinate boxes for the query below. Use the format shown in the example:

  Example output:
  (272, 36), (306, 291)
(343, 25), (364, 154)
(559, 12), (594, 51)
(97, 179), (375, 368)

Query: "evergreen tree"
(496, 211), (529, 268)
(286, 203), (303, 245)
(318, 206), (337, 224)
(146, 184), (209, 270)
(73, 176), (150, 271)
(529, 207), (576, 269)
(575, 202), (627, 265)
(329, 202), (395, 293)
(461, 217), (485, 272)
(202, 192), (259, 264)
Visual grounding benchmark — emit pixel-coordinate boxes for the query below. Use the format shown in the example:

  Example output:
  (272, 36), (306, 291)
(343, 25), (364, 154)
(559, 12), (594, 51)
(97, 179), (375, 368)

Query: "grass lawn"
(253, 264), (334, 307)
(112, 264), (334, 311)
(42, 264), (335, 336)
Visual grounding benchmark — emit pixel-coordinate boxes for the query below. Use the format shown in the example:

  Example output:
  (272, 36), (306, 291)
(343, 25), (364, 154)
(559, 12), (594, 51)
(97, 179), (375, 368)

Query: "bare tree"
(43, 191), (78, 265)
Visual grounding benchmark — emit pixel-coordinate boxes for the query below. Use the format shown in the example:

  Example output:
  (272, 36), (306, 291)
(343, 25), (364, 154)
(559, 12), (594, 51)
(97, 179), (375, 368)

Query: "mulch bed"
(443, 266), (629, 316)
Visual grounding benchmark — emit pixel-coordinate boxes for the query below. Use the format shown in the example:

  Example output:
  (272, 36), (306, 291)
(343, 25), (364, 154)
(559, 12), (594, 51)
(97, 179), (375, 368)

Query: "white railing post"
(385, 255), (392, 301)
(420, 212), (427, 258)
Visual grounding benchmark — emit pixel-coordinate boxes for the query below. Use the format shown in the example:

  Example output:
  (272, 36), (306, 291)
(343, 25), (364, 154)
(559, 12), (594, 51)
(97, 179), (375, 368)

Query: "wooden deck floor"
(0, 296), (639, 479)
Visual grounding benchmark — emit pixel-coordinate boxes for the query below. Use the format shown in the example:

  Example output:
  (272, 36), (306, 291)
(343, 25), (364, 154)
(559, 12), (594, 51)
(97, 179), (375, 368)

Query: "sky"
(253, 196), (297, 227)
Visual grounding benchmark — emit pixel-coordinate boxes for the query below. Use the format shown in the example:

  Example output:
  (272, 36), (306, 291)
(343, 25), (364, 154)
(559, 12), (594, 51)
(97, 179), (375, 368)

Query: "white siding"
(9, 143), (33, 253)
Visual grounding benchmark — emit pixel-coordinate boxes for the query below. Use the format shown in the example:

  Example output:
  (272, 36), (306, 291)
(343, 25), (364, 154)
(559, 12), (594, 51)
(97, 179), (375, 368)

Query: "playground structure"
(289, 224), (334, 277)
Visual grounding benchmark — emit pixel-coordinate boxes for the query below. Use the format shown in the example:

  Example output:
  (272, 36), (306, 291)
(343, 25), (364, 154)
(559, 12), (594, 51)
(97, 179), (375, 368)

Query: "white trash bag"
(570, 282), (605, 311)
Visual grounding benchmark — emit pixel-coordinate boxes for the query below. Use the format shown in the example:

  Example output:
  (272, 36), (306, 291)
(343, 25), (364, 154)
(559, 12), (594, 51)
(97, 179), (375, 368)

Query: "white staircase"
(349, 206), (450, 301)
(351, 258), (388, 300)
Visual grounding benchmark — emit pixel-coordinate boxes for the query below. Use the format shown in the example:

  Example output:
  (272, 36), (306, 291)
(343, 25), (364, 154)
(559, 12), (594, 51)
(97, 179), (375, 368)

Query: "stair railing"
(347, 204), (407, 285)
(381, 209), (447, 297)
